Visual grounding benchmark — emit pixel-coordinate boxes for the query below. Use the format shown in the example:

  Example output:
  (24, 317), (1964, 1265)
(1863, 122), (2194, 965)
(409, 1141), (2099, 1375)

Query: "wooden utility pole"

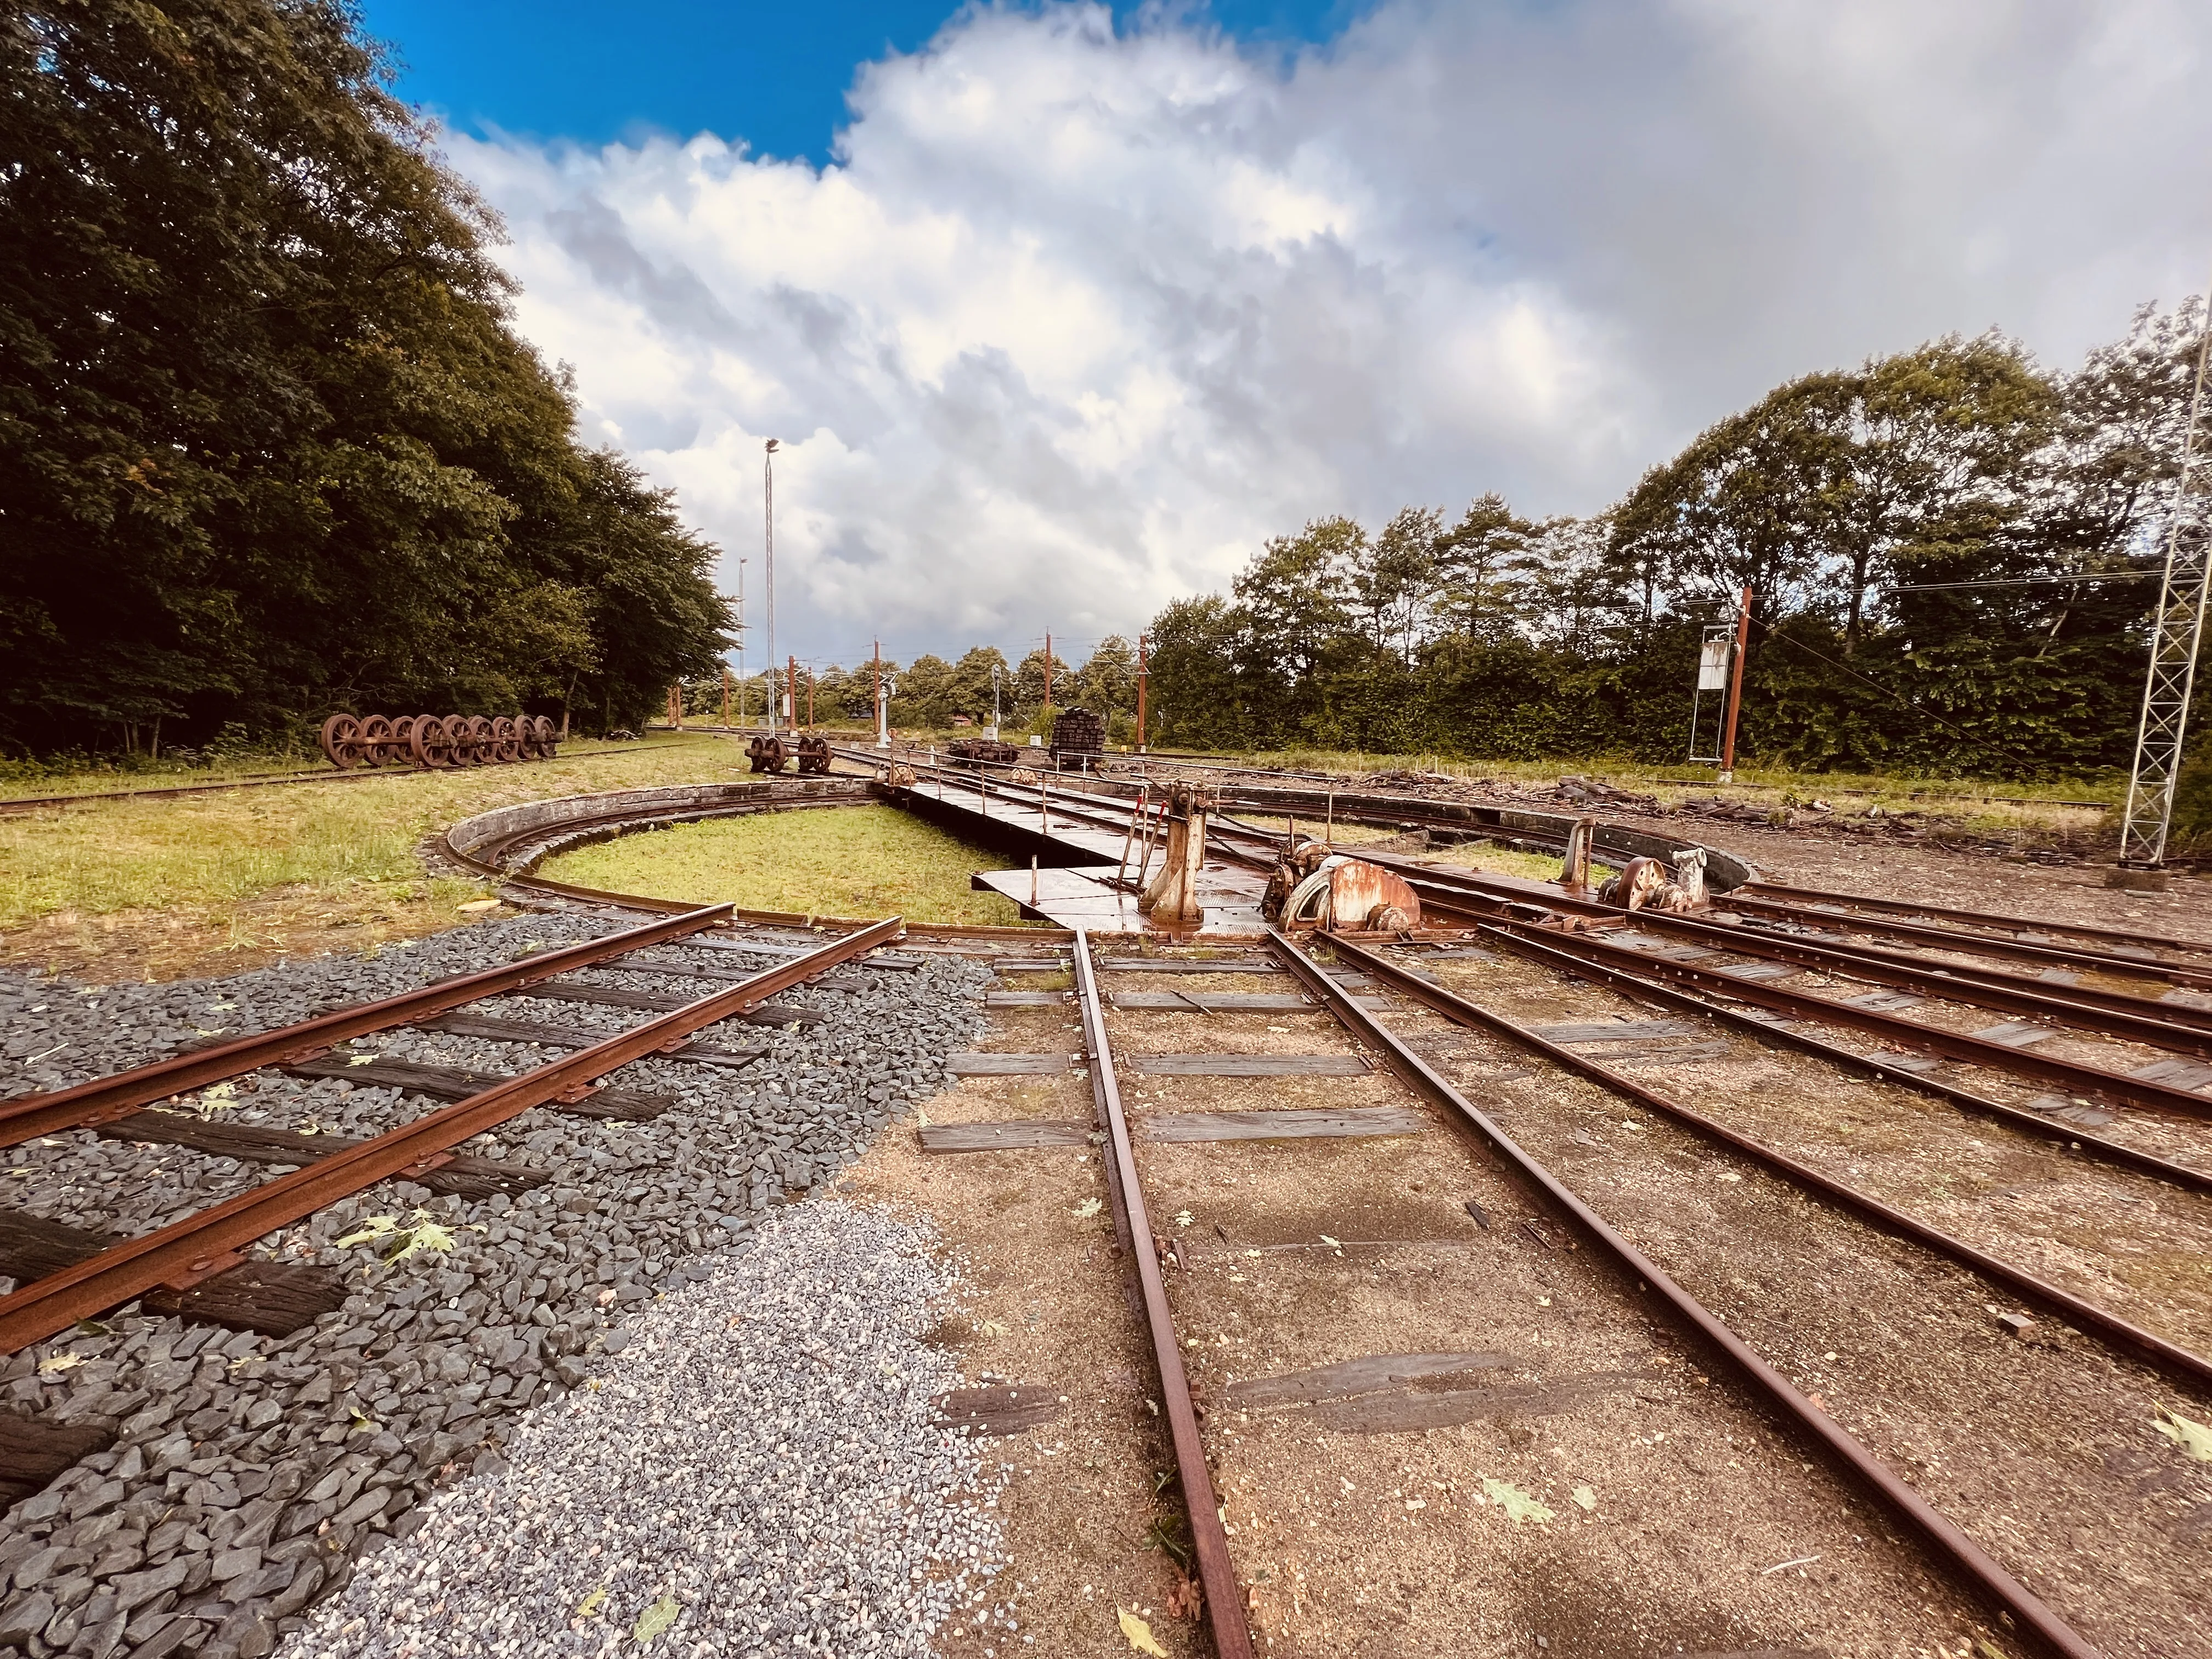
(1719, 584), (1751, 782)
(787, 655), (797, 731)
(1042, 631), (1052, 720)
(805, 665), (815, 731)
(1136, 632), (1148, 753)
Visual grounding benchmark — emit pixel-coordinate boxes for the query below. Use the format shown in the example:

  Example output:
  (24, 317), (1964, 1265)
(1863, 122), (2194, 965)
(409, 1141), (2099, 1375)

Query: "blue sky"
(364, 1), (2212, 665)
(358, 1), (1370, 162)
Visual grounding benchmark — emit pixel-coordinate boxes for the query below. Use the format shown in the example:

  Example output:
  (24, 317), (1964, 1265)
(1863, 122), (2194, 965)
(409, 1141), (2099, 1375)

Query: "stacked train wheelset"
(319, 713), (561, 771)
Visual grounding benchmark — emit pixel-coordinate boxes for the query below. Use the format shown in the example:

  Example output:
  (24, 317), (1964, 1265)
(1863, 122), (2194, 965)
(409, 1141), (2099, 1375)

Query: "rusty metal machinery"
(947, 737), (1020, 768)
(320, 714), (558, 771)
(1260, 836), (1422, 932)
(794, 735), (832, 775)
(746, 735), (790, 774)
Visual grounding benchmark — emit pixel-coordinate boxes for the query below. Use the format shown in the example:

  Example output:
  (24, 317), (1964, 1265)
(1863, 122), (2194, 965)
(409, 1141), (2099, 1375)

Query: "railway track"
(0, 907), (904, 1355)
(9, 756), (2208, 1656)
(924, 929), (2212, 1655)
(864, 756), (2212, 1142)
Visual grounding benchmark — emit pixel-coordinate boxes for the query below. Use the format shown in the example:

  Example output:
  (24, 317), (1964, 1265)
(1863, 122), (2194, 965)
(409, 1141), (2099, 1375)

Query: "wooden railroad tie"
(0, 1211), (345, 1340)
(918, 1105), (1423, 1153)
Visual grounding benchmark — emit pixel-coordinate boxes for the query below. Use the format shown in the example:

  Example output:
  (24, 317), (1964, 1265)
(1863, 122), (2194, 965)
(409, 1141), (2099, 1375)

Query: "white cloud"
(447, 0), (2212, 667)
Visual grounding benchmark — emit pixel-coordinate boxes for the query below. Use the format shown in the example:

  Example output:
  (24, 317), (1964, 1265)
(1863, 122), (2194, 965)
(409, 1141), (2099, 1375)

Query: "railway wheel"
(359, 714), (395, 766)
(492, 716), (522, 763)
(409, 715), (456, 769)
(390, 715), (418, 768)
(464, 714), (496, 765)
(319, 713), (367, 769)
(533, 715), (560, 759)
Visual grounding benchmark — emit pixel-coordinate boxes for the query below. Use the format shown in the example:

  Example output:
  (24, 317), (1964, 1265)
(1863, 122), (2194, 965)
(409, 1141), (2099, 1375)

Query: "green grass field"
(539, 805), (1024, 927)
(0, 735), (758, 978)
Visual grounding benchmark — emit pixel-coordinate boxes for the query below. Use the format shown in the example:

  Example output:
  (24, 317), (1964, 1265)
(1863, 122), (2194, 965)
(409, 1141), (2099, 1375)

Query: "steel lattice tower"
(2119, 287), (2212, 867)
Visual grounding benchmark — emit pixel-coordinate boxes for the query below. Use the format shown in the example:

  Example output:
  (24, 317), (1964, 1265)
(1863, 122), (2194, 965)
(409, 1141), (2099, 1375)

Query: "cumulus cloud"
(448, 0), (2212, 664)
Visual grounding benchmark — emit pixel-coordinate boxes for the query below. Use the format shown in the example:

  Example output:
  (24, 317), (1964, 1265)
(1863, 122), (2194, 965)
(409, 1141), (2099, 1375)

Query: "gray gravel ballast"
(281, 1201), (1010, 1658)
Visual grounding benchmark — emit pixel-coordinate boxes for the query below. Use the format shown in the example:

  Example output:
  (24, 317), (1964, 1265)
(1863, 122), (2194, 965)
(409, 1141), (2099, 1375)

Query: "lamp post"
(764, 439), (780, 736)
(735, 555), (748, 728)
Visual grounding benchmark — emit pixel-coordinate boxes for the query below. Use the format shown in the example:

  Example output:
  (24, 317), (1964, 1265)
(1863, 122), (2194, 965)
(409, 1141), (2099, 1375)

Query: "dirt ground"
(839, 955), (2045, 1659)
(1370, 952), (2212, 1658)
(1611, 811), (2212, 941)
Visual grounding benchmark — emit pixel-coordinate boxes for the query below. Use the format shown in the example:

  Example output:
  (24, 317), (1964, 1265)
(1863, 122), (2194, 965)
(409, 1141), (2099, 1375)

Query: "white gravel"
(280, 1201), (1012, 1659)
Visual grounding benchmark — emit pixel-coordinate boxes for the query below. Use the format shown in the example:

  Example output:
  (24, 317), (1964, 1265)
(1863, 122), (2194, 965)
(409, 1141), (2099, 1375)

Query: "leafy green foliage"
(0, 1), (730, 756)
(1146, 317), (2207, 776)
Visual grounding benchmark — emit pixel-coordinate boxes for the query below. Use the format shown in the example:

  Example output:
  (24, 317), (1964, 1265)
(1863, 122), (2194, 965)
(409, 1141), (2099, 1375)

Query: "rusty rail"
(1741, 878), (2212, 961)
(1717, 890), (2212, 988)
(0, 919), (901, 1355)
(0, 906), (736, 1148)
(1263, 927), (2103, 1659)
(1071, 935), (1254, 1659)
(1482, 918), (2212, 1121)
(1527, 906), (2212, 1058)
(1468, 922), (2212, 1195)
(1320, 930), (2212, 1390)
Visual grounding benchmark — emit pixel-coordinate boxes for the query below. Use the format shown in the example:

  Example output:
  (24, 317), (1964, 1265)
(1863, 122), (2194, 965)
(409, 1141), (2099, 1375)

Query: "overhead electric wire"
(1889, 571), (2158, 593)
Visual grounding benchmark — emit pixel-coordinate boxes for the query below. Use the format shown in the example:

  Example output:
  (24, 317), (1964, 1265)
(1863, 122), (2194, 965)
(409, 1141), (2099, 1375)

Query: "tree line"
(1, 0), (732, 759)
(698, 306), (2206, 781)
(1143, 309), (2208, 777)
(684, 638), (1146, 740)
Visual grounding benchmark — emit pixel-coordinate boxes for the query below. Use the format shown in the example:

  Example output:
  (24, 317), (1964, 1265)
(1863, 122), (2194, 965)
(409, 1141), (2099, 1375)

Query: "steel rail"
(873, 745), (2201, 985)
(1717, 890), (2212, 988)
(1464, 922), (2212, 1195)
(1320, 930), (2212, 1390)
(1549, 907), (2212, 1058)
(1071, 935), (1254, 1659)
(1384, 859), (2212, 1053)
(439, 792), (1072, 943)
(1713, 919), (2212, 1035)
(0, 905), (736, 1148)
(1384, 857), (2212, 988)
(1482, 919), (2212, 1121)
(0, 919), (902, 1355)
(1742, 879), (2212, 960)
(1262, 926), (2103, 1659)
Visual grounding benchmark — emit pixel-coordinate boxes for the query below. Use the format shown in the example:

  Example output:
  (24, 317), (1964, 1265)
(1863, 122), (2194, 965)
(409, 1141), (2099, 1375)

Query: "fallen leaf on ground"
(1073, 1198), (1102, 1218)
(632, 1595), (681, 1644)
(334, 1215), (400, 1249)
(35, 1353), (82, 1376)
(1481, 1476), (1554, 1523)
(1118, 1607), (1169, 1656)
(456, 898), (501, 913)
(2155, 1406), (2212, 1461)
(1165, 1572), (1203, 1620)
(574, 1584), (607, 1620)
(1571, 1485), (1596, 1511)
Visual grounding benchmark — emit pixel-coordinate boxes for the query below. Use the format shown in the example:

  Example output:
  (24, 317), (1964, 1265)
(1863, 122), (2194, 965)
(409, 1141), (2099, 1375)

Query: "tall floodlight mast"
(2120, 279), (2212, 869)
(764, 439), (780, 736)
